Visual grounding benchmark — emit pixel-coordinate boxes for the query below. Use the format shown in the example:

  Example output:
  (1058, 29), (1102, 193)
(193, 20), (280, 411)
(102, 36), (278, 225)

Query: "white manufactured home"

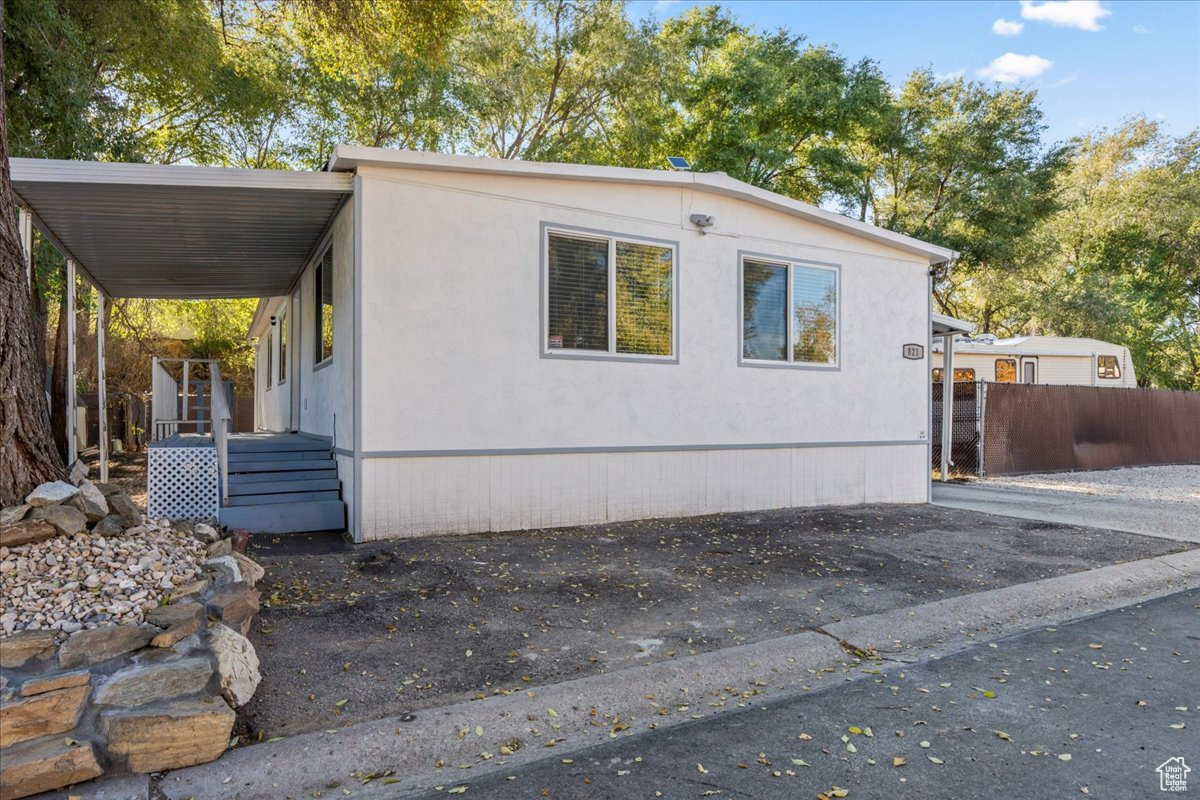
(931, 335), (1137, 388)
(12, 149), (954, 540)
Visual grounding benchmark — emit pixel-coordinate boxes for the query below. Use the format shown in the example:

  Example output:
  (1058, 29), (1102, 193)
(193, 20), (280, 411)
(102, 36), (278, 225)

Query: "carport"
(10, 157), (352, 481)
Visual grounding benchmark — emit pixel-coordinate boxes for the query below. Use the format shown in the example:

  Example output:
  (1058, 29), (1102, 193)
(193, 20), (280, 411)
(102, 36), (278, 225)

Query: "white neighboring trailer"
(245, 147), (956, 540)
(931, 335), (1137, 388)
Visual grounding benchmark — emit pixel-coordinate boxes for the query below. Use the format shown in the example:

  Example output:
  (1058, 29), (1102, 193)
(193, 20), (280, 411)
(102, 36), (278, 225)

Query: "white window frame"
(541, 224), (679, 363)
(738, 253), (841, 370)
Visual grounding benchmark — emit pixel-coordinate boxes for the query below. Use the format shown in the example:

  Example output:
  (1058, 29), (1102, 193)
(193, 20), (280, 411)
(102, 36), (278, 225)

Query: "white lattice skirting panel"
(147, 447), (218, 522)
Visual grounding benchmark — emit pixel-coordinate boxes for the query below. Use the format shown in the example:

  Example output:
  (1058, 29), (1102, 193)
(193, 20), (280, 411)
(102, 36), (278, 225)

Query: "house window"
(995, 358), (1017, 383)
(314, 247), (333, 365)
(278, 309), (287, 385)
(1097, 355), (1121, 379)
(741, 256), (838, 367)
(544, 229), (675, 358)
(932, 368), (976, 383)
(265, 333), (273, 390)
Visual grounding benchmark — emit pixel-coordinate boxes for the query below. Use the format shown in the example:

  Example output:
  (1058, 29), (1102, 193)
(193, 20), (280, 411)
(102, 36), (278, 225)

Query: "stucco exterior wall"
(254, 298), (293, 432)
(352, 168), (932, 539)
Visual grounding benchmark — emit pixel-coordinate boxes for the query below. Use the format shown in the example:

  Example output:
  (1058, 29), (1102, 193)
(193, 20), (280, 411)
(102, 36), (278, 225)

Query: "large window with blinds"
(314, 246), (334, 365)
(741, 255), (839, 367)
(544, 228), (676, 359)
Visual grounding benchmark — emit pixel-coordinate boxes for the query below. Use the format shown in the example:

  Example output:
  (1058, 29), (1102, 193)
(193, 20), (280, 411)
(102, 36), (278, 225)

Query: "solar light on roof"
(666, 156), (691, 171)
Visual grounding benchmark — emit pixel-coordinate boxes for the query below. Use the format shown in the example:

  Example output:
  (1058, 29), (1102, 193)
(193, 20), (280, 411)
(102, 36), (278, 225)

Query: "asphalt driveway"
(238, 503), (1187, 741)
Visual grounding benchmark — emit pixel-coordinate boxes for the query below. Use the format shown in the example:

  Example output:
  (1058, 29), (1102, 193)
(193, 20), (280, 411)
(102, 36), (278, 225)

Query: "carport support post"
(18, 207), (32, 285)
(96, 290), (109, 483)
(66, 258), (78, 465)
(939, 333), (955, 482)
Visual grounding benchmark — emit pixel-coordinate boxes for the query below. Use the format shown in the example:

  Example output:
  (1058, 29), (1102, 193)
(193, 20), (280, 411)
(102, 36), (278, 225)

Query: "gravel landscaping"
(988, 464), (1200, 504)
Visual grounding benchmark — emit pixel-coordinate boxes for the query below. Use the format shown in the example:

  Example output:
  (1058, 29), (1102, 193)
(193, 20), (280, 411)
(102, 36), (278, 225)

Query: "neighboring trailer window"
(994, 358), (1017, 383)
(315, 247), (334, 365)
(932, 368), (977, 383)
(742, 256), (838, 367)
(1097, 355), (1121, 379)
(544, 230), (675, 358)
(278, 310), (287, 385)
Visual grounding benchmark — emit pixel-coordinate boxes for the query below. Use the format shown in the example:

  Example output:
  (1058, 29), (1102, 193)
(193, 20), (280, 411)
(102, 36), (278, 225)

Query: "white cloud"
(992, 18), (1025, 36)
(1133, 24), (1150, 34)
(1020, 1), (1112, 32)
(977, 52), (1054, 82)
(935, 68), (966, 81)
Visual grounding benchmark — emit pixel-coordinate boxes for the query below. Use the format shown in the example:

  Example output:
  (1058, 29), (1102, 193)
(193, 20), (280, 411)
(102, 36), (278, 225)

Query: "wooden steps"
(218, 433), (345, 533)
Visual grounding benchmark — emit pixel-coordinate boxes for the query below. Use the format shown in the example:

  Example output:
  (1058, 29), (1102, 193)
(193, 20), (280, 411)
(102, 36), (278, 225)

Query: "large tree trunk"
(49, 284), (70, 461)
(0, 0), (66, 504)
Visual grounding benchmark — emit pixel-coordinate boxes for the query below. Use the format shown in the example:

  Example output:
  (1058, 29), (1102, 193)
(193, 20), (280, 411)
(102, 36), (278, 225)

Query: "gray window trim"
(540, 221), (680, 364)
(277, 307), (288, 386)
(737, 250), (841, 371)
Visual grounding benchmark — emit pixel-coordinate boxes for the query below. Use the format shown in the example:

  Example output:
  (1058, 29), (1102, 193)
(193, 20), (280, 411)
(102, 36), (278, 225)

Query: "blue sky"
(626, 0), (1200, 146)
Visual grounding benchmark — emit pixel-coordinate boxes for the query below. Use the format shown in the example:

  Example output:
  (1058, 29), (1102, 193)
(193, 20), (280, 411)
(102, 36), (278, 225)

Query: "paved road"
(412, 589), (1199, 799)
(932, 481), (1200, 544)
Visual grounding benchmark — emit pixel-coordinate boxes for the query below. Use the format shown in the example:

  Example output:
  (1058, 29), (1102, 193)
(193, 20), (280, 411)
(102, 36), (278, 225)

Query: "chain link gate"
(932, 380), (985, 478)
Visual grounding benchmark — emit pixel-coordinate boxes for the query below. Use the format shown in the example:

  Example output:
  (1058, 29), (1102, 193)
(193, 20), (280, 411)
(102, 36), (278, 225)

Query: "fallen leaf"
(547, 708), (559, 717)
(920, 741), (931, 749)
(791, 758), (811, 767)
(994, 730), (1013, 742)
(830, 788), (849, 798)
(697, 763), (709, 774)
(848, 726), (862, 735)
(447, 787), (468, 794)
(334, 699), (348, 707)
(1169, 723), (1186, 730)
(1059, 754), (1072, 761)
(892, 757), (906, 767)
(928, 756), (944, 765)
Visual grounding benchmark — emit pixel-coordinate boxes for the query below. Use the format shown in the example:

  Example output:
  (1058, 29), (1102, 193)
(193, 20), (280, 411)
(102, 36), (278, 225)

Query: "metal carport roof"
(10, 158), (352, 299)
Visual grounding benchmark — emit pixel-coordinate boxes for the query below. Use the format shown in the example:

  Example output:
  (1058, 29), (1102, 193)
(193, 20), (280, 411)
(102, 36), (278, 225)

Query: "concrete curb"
(158, 632), (848, 799)
(825, 549), (1200, 654)
(112, 549), (1200, 800)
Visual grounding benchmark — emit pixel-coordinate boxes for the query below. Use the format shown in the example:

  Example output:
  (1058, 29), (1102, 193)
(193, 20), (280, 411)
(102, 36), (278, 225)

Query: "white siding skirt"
(359, 444), (927, 540)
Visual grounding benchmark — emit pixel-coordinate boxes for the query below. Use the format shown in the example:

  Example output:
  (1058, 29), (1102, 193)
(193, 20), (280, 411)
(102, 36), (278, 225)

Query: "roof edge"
(329, 146), (958, 265)
(11, 158), (353, 193)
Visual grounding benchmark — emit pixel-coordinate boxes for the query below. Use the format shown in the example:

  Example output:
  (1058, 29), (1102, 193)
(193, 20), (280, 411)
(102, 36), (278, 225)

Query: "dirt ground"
(81, 448), (148, 507)
(238, 503), (1187, 741)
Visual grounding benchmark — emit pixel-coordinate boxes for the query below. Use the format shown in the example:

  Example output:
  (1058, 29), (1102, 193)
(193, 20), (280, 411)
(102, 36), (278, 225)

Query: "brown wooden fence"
(980, 383), (1200, 476)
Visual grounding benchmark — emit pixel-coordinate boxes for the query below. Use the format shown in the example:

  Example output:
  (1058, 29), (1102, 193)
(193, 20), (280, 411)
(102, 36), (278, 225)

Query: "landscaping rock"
(30, 505), (87, 537)
(0, 631), (56, 668)
(231, 529), (251, 553)
(101, 698), (235, 773)
(231, 551), (265, 585)
(0, 737), (103, 799)
(92, 482), (123, 497)
(204, 554), (242, 585)
(19, 670), (90, 697)
(209, 623), (261, 707)
(207, 581), (260, 636)
(191, 522), (219, 543)
(0, 520), (57, 549)
(147, 603), (203, 648)
(145, 602), (203, 629)
(91, 514), (126, 536)
(24, 481), (79, 508)
(206, 538), (232, 557)
(0, 504), (30, 525)
(58, 624), (156, 669)
(70, 480), (109, 521)
(106, 492), (141, 525)
(0, 684), (89, 748)
(171, 579), (210, 601)
(68, 459), (88, 485)
(94, 657), (212, 707)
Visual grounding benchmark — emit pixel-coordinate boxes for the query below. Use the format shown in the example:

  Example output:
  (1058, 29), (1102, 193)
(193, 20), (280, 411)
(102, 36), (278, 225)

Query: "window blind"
(742, 260), (788, 361)
(547, 234), (609, 351)
(616, 241), (673, 355)
(791, 266), (837, 364)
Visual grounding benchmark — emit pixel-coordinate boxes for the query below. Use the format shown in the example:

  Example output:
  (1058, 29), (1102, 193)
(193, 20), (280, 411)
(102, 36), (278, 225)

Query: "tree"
(851, 69), (1065, 332)
(1028, 120), (1200, 389)
(0, 0), (65, 504)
